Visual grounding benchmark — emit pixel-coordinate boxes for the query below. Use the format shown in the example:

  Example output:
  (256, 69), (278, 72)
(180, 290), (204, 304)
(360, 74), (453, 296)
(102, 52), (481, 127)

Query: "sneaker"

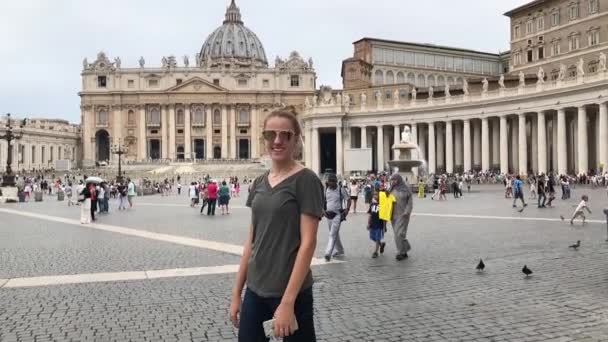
(372, 252), (378, 259)
(324, 255), (331, 262)
(332, 252), (345, 258)
(396, 253), (408, 261)
(379, 242), (386, 254)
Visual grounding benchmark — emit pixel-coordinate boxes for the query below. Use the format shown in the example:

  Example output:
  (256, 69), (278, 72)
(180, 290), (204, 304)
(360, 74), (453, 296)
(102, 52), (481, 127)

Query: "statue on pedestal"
(114, 57), (121, 69)
(343, 94), (350, 111)
(519, 71), (526, 87)
(599, 52), (607, 71)
(577, 58), (585, 77)
(83, 58), (88, 70)
(394, 89), (400, 105)
(558, 64), (567, 80)
(183, 55), (189, 67)
(361, 93), (367, 106)
(312, 95), (318, 107)
(335, 92), (342, 106)
(139, 56), (145, 68)
(401, 126), (412, 144)
(411, 87), (417, 100)
(375, 91), (382, 107)
(498, 74), (505, 89)
(428, 86), (434, 99)
(537, 67), (545, 84)
(462, 78), (469, 95)
(305, 96), (311, 109)
(161, 57), (168, 68)
(481, 78), (489, 93)
(444, 84), (450, 97)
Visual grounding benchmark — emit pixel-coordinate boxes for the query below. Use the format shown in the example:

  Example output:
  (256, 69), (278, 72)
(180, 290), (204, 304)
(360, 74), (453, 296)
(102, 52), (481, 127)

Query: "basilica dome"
(199, 0), (268, 67)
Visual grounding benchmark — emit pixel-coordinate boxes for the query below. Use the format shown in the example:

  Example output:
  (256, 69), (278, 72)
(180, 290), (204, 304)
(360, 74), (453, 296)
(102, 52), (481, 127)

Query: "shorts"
(127, 195), (134, 201)
(369, 227), (384, 242)
(218, 195), (230, 206)
(350, 196), (358, 201)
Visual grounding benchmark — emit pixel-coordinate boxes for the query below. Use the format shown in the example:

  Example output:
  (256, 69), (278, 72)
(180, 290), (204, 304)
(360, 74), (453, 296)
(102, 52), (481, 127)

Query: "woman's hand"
(273, 302), (297, 338)
(229, 293), (241, 328)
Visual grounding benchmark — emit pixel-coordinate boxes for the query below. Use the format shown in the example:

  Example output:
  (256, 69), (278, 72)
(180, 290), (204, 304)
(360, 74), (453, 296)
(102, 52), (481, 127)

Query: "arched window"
(238, 109), (250, 124)
(127, 110), (135, 125)
(374, 70), (384, 85)
(447, 76), (455, 85)
(407, 73), (416, 84)
(396, 72), (405, 84)
(417, 74), (426, 87)
(551, 69), (559, 80)
(147, 108), (160, 125)
(568, 65), (577, 78)
(428, 75), (436, 86)
(194, 108), (204, 125)
(176, 109), (184, 125)
(456, 77), (463, 85)
(385, 71), (395, 85)
(437, 75), (445, 86)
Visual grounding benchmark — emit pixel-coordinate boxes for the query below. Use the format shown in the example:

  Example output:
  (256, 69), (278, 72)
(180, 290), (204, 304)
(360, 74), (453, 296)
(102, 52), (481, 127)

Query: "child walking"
(367, 192), (386, 258)
(570, 194), (592, 225)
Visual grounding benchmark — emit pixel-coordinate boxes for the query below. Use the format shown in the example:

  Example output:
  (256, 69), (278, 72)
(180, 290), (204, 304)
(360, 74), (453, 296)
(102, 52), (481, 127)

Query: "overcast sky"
(0, 0), (530, 123)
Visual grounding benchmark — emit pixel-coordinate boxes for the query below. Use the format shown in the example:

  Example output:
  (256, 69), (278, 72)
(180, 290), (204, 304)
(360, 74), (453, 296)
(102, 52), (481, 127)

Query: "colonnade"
(0, 139), (78, 172)
(307, 101), (608, 176)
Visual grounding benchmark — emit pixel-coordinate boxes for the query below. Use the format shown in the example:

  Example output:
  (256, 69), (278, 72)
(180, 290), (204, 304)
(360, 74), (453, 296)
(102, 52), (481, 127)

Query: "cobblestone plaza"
(1, 186), (607, 342)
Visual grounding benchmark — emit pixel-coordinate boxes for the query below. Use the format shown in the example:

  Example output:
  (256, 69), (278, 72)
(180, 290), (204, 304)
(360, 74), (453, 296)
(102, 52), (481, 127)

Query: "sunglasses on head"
(262, 130), (295, 142)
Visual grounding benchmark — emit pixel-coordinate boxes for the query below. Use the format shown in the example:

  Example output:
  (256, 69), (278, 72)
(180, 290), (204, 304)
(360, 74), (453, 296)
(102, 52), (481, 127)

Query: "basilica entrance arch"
(95, 130), (110, 162)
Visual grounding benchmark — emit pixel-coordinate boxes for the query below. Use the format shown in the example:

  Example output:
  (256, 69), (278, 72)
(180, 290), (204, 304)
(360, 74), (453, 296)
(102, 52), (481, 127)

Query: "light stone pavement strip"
(1, 186), (608, 341)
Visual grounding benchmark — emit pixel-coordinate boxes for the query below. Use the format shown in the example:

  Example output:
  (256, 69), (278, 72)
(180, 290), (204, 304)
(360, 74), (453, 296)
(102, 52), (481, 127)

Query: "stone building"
(506, 0), (608, 77)
(303, 0), (608, 177)
(79, 0), (315, 165)
(0, 117), (80, 172)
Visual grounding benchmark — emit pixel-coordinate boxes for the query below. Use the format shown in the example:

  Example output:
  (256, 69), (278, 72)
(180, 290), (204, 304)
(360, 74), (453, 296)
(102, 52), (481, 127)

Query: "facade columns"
(336, 126), (343, 176)
(305, 123), (312, 168)
(454, 121), (463, 167)
(436, 124), (444, 169)
(377, 126), (384, 171)
(312, 127), (320, 174)
(230, 106), (237, 159)
(577, 106), (588, 174)
(138, 106), (146, 160)
(428, 122), (436, 174)
(361, 126), (367, 148)
(184, 104), (191, 159)
(537, 111), (547, 174)
(393, 125), (400, 160)
(500, 116), (509, 174)
(599, 102), (608, 170)
(481, 117), (489, 171)
(518, 113), (527, 175)
(531, 115), (538, 173)
(161, 105), (168, 159)
(251, 105), (259, 159)
(473, 119), (481, 168)
(557, 108), (567, 175)
(492, 119), (500, 167)
(205, 106), (213, 160)
(169, 105), (176, 160)
(446, 120), (454, 173)
(411, 123), (418, 160)
(463, 119), (471, 172)
(83, 107), (92, 161)
(221, 105), (228, 159)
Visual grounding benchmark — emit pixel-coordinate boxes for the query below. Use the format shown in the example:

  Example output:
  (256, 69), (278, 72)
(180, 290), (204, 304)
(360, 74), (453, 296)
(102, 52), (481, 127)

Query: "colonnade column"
(531, 115), (538, 173)
(473, 120), (481, 168)
(304, 123), (312, 168)
(428, 122), (436, 174)
(205, 106), (213, 160)
(138, 106), (146, 160)
(557, 108), (567, 175)
(168, 105), (176, 160)
(454, 122), (463, 168)
(481, 117), (489, 171)
(251, 105), (259, 159)
(577, 106), (588, 174)
(500, 116), (508, 174)
(411, 123), (418, 160)
(393, 125), (400, 160)
(518, 113), (527, 175)
(336, 125), (343, 176)
(312, 127), (320, 174)
(377, 126), (384, 171)
(537, 111), (547, 174)
(184, 104), (191, 159)
(361, 126), (367, 148)
(230, 106), (237, 159)
(221, 105), (228, 159)
(161, 105), (168, 159)
(463, 119), (471, 172)
(445, 120), (453, 173)
(599, 102), (608, 169)
(492, 119), (500, 167)
(436, 124), (444, 170)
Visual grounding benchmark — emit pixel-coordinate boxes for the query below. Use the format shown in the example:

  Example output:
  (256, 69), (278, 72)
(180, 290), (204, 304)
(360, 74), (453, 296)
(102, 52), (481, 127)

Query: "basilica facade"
(80, 0), (315, 165)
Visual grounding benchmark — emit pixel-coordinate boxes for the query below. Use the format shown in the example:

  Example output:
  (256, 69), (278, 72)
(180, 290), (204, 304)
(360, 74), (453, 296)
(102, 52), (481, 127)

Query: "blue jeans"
(238, 287), (315, 342)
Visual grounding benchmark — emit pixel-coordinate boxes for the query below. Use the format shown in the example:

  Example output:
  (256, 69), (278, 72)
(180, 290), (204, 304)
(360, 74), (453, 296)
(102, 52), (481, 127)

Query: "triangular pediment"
(166, 77), (227, 93)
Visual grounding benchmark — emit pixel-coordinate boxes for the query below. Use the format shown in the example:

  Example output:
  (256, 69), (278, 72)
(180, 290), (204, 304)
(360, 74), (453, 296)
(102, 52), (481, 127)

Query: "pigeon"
(476, 259), (485, 272)
(522, 265), (533, 277)
(560, 215), (565, 221)
(568, 240), (581, 249)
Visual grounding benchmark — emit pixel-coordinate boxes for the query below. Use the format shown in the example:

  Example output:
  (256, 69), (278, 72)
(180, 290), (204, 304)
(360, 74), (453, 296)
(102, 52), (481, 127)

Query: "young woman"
(230, 110), (324, 341)
(349, 180), (359, 213)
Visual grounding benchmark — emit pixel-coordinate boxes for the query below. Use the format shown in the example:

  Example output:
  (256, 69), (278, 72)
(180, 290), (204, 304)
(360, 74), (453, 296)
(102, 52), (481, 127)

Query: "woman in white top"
(349, 180), (359, 213)
(189, 182), (197, 207)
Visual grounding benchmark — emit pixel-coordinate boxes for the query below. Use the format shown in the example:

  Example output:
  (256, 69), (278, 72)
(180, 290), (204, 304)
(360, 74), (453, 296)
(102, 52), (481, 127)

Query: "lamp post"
(1, 113), (25, 187)
(111, 138), (128, 184)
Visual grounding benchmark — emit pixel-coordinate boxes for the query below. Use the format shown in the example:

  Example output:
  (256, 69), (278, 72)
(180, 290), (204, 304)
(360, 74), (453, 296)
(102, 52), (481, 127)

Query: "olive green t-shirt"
(245, 168), (324, 298)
